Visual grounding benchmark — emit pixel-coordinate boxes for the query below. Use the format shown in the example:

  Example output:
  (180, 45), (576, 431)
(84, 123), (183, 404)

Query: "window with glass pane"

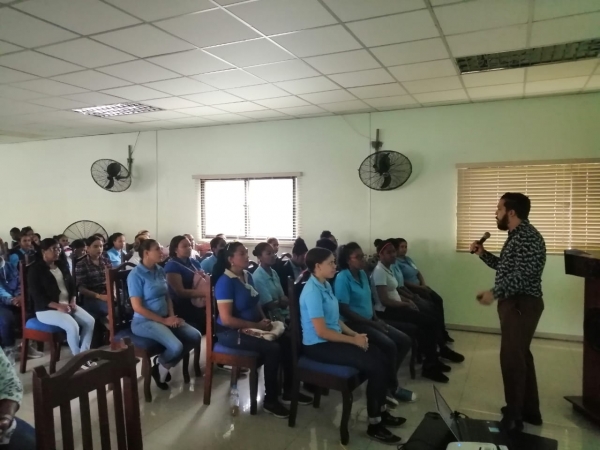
(202, 180), (245, 237)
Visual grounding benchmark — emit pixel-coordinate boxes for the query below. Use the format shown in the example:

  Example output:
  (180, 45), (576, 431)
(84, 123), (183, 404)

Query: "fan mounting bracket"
(371, 128), (383, 152)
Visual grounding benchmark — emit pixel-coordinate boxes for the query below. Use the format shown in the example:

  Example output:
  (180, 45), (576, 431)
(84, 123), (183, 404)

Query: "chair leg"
(141, 355), (152, 403)
(19, 338), (28, 374)
(410, 346), (416, 380)
(230, 367), (239, 387)
(288, 376), (301, 428)
(340, 390), (353, 446)
(313, 388), (322, 409)
(49, 338), (58, 374)
(182, 351), (190, 384)
(203, 362), (213, 406)
(322, 388), (330, 396)
(193, 342), (201, 377)
(249, 366), (258, 415)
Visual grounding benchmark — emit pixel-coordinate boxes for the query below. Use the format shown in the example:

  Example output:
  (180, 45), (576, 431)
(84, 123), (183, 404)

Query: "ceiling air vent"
(455, 38), (600, 74)
(72, 103), (163, 118)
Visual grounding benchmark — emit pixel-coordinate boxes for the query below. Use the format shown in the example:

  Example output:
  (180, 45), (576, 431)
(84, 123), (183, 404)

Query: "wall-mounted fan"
(91, 144), (134, 193)
(358, 129), (412, 191)
(63, 220), (108, 242)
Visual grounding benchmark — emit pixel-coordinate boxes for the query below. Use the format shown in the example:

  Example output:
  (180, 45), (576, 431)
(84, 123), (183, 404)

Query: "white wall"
(1, 92), (599, 338)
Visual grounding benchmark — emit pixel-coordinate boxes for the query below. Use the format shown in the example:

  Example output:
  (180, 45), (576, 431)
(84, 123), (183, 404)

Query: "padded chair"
(203, 288), (260, 414)
(19, 261), (65, 374)
(106, 264), (201, 402)
(287, 278), (366, 445)
(247, 260), (258, 273)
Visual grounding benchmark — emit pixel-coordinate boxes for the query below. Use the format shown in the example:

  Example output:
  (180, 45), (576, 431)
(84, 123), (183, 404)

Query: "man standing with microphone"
(471, 192), (546, 433)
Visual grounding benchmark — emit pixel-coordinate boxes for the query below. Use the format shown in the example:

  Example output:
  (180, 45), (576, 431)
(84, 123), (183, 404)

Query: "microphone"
(470, 232), (491, 254)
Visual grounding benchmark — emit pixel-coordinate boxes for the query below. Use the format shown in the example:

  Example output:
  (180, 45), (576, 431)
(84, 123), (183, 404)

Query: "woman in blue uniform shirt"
(252, 242), (289, 322)
(106, 233), (126, 267)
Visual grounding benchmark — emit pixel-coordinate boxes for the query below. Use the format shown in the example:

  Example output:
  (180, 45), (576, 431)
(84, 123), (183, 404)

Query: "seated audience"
(106, 233), (126, 267)
(9, 228), (20, 249)
(0, 347), (36, 450)
(200, 237), (226, 273)
(213, 242), (311, 418)
(334, 243), (416, 403)
(164, 236), (208, 331)
(75, 236), (112, 318)
(56, 234), (71, 253)
(320, 230), (337, 245)
(184, 234), (201, 260)
(8, 234), (35, 269)
(128, 239), (202, 390)
(32, 234), (41, 247)
(28, 239), (95, 364)
(300, 247), (403, 445)
(316, 237), (338, 253)
(252, 242), (289, 322)
(266, 237), (279, 255)
(394, 238), (453, 342)
(275, 237), (308, 296)
(67, 239), (86, 273)
(127, 234), (148, 269)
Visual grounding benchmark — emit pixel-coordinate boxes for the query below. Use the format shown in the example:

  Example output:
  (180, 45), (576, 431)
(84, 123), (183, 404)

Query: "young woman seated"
(213, 242), (312, 419)
(200, 237), (226, 274)
(28, 239), (95, 366)
(106, 233), (126, 267)
(8, 234), (35, 270)
(371, 239), (460, 383)
(334, 243), (416, 403)
(75, 236), (112, 319)
(394, 238), (453, 343)
(67, 239), (86, 273)
(127, 234), (148, 269)
(164, 236), (208, 331)
(275, 237), (308, 296)
(128, 239), (202, 390)
(184, 234), (201, 260)
(251, 243), (288, 322)
(300, 247), (404, 445)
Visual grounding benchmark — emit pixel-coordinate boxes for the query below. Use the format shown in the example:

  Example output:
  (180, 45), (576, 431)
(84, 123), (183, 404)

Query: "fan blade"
(104, 177), (115, 190)
(375, 153), (391, 174)
(380, 174), (392, 189)
(115, 175), (128, 180)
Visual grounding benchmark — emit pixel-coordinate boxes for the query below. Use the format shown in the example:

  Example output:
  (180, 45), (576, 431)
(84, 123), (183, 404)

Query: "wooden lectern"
(564, 249), (600, 425)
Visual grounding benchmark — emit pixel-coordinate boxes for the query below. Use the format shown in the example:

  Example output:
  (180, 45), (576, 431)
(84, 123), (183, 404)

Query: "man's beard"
(496, 214), (509, 231)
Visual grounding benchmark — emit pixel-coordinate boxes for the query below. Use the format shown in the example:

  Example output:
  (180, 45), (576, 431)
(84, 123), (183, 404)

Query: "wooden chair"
(32, 338), (143, 450)
(106, 264), (201, 403)
(203, 288), (260, 414)
(287, 278), (366, 445)
(19, 261), (65, 374)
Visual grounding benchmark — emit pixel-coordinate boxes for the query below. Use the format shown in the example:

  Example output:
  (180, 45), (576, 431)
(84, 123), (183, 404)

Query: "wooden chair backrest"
(287, 277), (306, 367)
(205, 288), (217, 356)
(18, 260), (35, 330)
(32, 339), (143, 450)
(105, 264), (136, 344)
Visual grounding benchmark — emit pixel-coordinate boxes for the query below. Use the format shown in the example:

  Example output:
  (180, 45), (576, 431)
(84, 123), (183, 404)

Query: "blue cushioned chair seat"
(25, 318), (63, 334)
(298, 356), (359, 378)
(114, 328), (162, 354)
(214, 343), (259, 358)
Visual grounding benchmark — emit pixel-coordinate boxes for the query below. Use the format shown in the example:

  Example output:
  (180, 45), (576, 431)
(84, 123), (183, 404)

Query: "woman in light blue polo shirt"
(128, 239), (202, 390)
(300, 247), (404, 445)
(200, 236), (226, 274)
(252, 242), (289, 322)
(106, 233), (126, 267)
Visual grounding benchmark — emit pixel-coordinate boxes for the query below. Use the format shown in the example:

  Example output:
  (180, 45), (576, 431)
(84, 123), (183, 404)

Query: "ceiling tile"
(193, 69), (265, 89)
(525, 76), (589, 95)
(414, 89), (468, 103)
(275, 76), (339, 94)
(430, 0), (462, 5)
(462, 68), (525, 88)
(15, 0), (141, 35)
(468, 83), (523, 100)
(205, 39), (294, 68)
(298, 89), (356, 104)
(534, 0), (600, 21)
(104, 0), (215, 21)
(0, 85), (46, 100)
(127, 110), (193, 121)
(322, 0), (426, 22)
(11, 79), (87, 95)
(319, 99), (373, 113)
(63, 92), (127, 106)
(347, 10), (439, 47)
(144, 78), (215, 95)
(447, 25), (528, 57)
(403, 75), (463, 94)
(304, 50), (381, 75)
(370, 38), (449, 66)
(226, 84), (289, 101)
(148, 50), (233, 76)
(329, 69), (395, 88)
(215, 102), (267, 113)
(52, 70), (132, 90)
(0, 41), (22, 55)
(245, 60), (319, 82)
(227, 0), (336, 35)
(155, 9), (259, 48)
(363, 95), (419, 109)
(166, 116), (219, 126)
(37, 39), (135, 69)
(240, 109), (290, 119)
(348, 83), (407, 98)
(182, 91), (243, 105)
(110, 114), (166, 123)
(255, 96), (310, 108)
(434, 0), (528, 35)
(98, 61), (180, 84)
(207, 113), (254, 123)
(0, 51), (84, 77)
(214, 0), (246, 5)
(276, 105), (327, 116)
(527, 60), (598, 82)
(28, 96), (90, 109)
(93, 25), (195, 58)
(174, 106), (227, 116)
(100, 85), (171, 101)
(271, 25), (362, 58)
(584, 75), (600, 91)
(0, 9), (77, 48)
(142, 97), (201, 109)
(0, 67), (38, 84)
(0, 98), (55, 116)
(389, 59), (456, 82)
(530, 12), (600, 47)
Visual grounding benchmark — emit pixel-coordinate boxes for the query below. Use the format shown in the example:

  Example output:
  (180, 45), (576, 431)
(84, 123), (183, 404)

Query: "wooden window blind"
(193, 174), (300, 241)
(456, 160), (600, 254)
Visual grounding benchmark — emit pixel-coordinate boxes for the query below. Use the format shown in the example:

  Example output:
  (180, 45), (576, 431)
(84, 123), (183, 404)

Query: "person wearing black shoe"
(300, 248), (403, 446)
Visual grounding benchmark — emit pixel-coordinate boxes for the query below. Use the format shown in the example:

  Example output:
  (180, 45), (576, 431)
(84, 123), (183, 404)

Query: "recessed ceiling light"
(72, 102), (163, 118)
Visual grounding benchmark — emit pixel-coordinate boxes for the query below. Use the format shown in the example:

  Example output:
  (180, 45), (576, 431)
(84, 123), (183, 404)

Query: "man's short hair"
(501, 192), (531, 220)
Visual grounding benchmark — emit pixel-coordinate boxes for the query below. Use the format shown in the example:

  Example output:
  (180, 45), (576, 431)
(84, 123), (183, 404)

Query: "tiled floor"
(16, 331), (600, 449)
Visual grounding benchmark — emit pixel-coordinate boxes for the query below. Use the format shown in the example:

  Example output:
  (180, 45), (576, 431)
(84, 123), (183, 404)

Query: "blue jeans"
(36, 308), (95, 355)
(0, 417), (35, 450)
(0, 305), (16, 348)
(83, 297), (108, 318)
(131, 319), (201, 367)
